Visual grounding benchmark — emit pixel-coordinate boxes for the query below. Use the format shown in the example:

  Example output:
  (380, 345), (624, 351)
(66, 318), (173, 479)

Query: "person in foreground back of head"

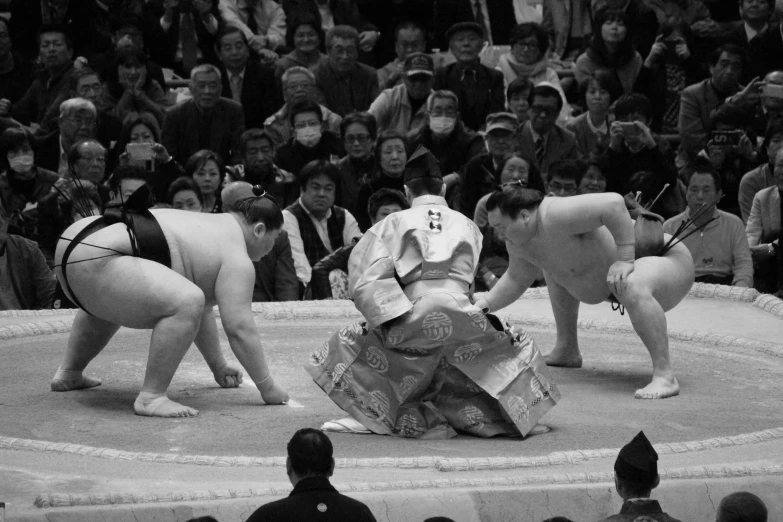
(596, 431), (682, 522)
(50, 187), (290, 417)
(245, 428), (377, 522)
(304, 146), (559, 438)
(716, 491), (768, 522)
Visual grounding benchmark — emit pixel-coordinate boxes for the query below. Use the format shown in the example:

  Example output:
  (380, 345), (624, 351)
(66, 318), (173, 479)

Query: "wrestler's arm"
(193, 307), (242, 387)
(477, 250), (541, 313)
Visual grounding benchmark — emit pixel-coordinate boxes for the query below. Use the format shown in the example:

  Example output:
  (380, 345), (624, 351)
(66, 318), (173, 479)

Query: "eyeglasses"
(344, 134), (371, 144)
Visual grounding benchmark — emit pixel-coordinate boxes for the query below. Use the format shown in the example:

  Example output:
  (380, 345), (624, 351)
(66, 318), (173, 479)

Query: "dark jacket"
(144, 0), (222, 71)
(161, 98), (245, 165)
(335, 155), (376, 220)
(0, 233), (56, 310)
(460, 153), (497, 219)
(252, 230), (299, 302)
(596, 498), (682, 522)
(32, 131), (64, 175)
(355, 172), (404, 231)
(0, 53), (34, 105)
(245, 476), (376, 522)
(274, 131), (345, 178)
(220, 59), (282, 129)
(433, 61), (505, 131)
(746, 22), (783, 80)
(0, 167), (59, 245)
(433, 0), (517, 48)
(9, 0), (93, 60)
(10, 63), (75, 125)
(315, 61), (380, 117)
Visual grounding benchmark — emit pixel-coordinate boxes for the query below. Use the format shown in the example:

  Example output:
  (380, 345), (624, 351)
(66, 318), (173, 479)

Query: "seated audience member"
(542, 0), (592, 63)
(645, 0), (712, 26)
(473, 152), (544, 227)
(739, 118), (783, 222)
(161, 64), (245, 166)
(596, 431), (682, 522)
(144, 0), (221, 77)
(716, 491), (768, 522)
(433, 0), (517, 48)
(274, 100), (345, 178)
(114, 112), (183, 205)
(216, 25), (281, 130)
(280, 0), (381, 54)
(105, 46), (171, 126)
(496, 23), (571, 124)
(678, 44), (753, 169)
(354, 131), (407, 231)
(0, 18), (34, 107)
(518, 84), (580, 178)
(283, 160), (362, 296)
(245, 428), (377, 522)
(506, 78), (533, 125)
(0, 214), (56, 310)
(168, 176), (203, 212)
(311, 187), (408, 300)
(546, 159), (582, 197)
(369, 53), (433, 135)
(578, 154), (608, 194)
(746, 11), (783, 80)
(3, 25), (76, 126)
(9, 2), (90, 61)
(720, 0), (774, 82)
(664, 160), (753, 286)
(274, 12), (328, 81)
(567, 70), (622, 157)
(105, 164), (153, 207)
(335, 112), (377, 219)
(35, 98), (98, 176)
(232, 128), (298, 208)
(635, 20), (708, 134)
(221, 181), (299, 303)
(265, 66), (342, 147)
(433, 22), (505, 131)
(600, 93), (678, 217)
(0, 127), (59, 245)
(315, 26), (380, 117)
(746, 148), (782, 293)
(377, 21), (427, 91)
(751, 71), (783, 137)
(218, 0), (287, 59)
(461, 112), (521, 218)
(574, 8), (643, 95)
(185, 150), (225, 213)
(594, 0), (660, 59)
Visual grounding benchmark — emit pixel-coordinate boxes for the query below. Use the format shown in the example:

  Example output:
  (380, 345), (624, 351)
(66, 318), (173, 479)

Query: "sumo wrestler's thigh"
(626, 239), (694, 313)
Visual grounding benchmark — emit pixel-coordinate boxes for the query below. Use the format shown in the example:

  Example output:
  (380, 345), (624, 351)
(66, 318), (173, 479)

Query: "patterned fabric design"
(662, 64), (687, 134)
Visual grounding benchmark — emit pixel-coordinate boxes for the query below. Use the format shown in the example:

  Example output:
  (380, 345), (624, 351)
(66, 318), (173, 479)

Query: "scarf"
(496, 53), (548, 82)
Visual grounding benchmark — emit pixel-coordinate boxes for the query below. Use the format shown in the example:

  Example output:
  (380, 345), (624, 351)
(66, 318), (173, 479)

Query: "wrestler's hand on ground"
(607, 260), (634, 296)
(258, 378), (290, 405)
(213, 363), (244, 388)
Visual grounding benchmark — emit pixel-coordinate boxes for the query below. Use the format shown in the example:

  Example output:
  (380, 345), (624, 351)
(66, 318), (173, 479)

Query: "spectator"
(35, 97), (98, 176)
(716, 491), (768, 522)
(216, 25), (281, 129)
(600, 93), (679, 218)
(354, 131), (407, 230)
(282, 159), (362, 295)
(185, 149), (225, 213)
(168, 176), (203, 211)
(496, 23), (572, 124)
(518, 84), (580, 178)
(678, 44), (754, 169)
(567, 70), (623, 156)
(664, 160), (753, 286)
(461, 112), (521, 218)
(0, 18), (34, 107)
(720, 0), (774, 82)
(315, 26), (379, 117)
(473, 152), (543, 227)
(433, 22), (505, 131)
(4, 25), (76, 126)
(274, 12), (328, 81)
(311, 187), (408, 300)
(594, 0), (660, 59)
(506, 78), (534, 125)
(746, 147), (782, 292)
(739, 118), (783, 222)
(596, 431), (682, 522)
(114, 112), (183, 205)
(265, 66), (342, 147)
(433, 0), (518, 49)
(161, 64), (245, 166)
(274, 99), (345, 178)
(0, 216), (57, 311)
(218, 0), (287, 58)
(745, 12), (783, 79)
(574, 8), (643, 94)
(144, 0), (221, 77)
(335, 112), (377, 219)
(361, 0), (433, 67)
(578, 154), (608, 193)
(105, 46), (171, 125)
(368, 53), (433, 135)
(546, 159), (582, 197)
(751, 70), (783, 137)
(542, 0), (593, 62)
(644, 0), (712, 27)
(635, 20), (709, 134)
(245, 428), (377, 522)
(376, 20), (427, 91)
(232, 128), (298, 208)
(106, 164), (152, 207)
(8, 2), (91, 61)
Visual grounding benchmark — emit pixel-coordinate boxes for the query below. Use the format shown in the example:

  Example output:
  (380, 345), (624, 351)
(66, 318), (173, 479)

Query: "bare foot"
(634, 376), (680, 399)
(134, 393), (199, 417)
(259, 380), (290, 405)
(543, 346), (583, 368)
(51, 368), (102, 392)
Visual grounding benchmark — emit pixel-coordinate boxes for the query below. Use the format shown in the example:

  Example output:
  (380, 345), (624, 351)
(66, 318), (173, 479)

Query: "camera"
(711, 130), (743, 147)
(762, 83), (783, 99)
(126, 143), (154, 161)
(618, 121), (641, 139)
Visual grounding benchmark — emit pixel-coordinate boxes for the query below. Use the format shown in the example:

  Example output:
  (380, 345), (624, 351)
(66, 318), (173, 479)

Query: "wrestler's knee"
(169, 288), (206, 322)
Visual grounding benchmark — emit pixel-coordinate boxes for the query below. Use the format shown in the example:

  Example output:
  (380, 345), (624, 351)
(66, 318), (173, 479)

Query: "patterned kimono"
(305, 195), (560, 439)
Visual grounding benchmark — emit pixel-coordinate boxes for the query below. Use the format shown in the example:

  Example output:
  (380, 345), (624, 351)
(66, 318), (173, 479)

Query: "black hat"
(445, 22), (485, 42)
(614, 431), (658, 484)
(404, 146), (442, 183)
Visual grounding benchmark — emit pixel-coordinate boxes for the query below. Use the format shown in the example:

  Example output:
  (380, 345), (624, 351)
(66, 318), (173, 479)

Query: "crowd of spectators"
(1, 0), (783, 308)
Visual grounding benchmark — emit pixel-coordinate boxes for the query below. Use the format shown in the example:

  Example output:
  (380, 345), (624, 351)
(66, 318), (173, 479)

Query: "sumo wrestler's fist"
(213, 363), (244, 388)
(259, 379), (290, 405)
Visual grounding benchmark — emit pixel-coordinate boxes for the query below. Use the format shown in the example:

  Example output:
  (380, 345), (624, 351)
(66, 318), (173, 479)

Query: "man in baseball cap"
(368, 52), (434, 134)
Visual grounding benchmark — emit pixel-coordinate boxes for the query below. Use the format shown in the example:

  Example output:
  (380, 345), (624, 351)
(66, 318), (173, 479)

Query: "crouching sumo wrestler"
(51, 186), (289, 417)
